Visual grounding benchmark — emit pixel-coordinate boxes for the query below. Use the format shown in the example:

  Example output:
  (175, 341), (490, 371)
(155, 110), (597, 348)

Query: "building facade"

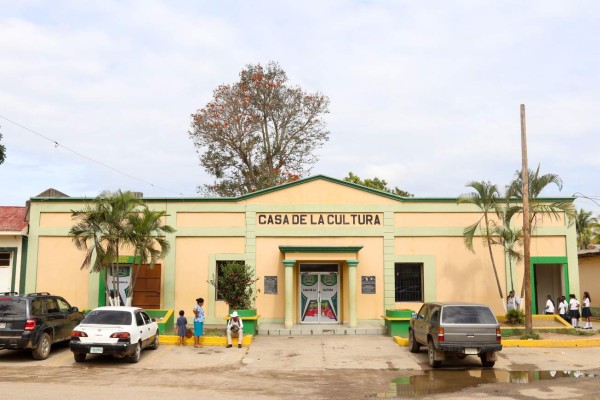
(0, 206), (28, 293)
(24, 176), (578, 325)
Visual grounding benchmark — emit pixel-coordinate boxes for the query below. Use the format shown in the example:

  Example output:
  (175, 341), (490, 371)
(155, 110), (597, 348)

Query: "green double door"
(300, 263), (340, 324)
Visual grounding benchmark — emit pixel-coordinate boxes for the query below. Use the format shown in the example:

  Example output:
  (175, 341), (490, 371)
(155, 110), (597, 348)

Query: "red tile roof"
(0, 206), (28, 231)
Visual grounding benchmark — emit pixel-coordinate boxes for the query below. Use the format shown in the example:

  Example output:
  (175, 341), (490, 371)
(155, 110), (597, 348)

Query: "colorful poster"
(300, 273), (339, 324)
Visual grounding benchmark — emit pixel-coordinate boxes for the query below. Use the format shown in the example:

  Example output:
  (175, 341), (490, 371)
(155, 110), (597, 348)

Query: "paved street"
(1, 336), (600, 399)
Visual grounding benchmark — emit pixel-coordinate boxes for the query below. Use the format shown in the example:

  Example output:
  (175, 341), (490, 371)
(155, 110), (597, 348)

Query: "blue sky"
(1, 1), (599, 214)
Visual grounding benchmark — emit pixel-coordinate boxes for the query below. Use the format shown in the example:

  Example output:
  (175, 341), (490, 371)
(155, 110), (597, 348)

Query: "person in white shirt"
(545, 295), (555, 314)
(569, 294), (581, 328)
(558, 295), (568, 321)
(507, 290), (521, 311)
(581, 291), (592, 330)
(226, 311), (244, 348)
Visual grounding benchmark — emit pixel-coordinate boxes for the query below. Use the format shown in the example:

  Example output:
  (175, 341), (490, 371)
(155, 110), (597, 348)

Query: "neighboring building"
(24, 176), (578, 325)
(0, 206), (28, 293)
(578, 246), (600, 311)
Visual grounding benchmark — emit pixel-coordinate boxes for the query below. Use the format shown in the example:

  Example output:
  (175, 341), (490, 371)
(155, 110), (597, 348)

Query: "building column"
(283, 259), (296, 328)
(347, 260), (359, 327)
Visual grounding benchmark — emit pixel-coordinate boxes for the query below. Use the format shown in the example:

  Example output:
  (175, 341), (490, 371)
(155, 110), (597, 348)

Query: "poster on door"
(300, 273), (339, 324)
(106, 266), (131, 306)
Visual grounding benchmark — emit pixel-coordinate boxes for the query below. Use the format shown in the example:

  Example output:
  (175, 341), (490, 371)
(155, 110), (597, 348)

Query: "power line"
(0, 114), (186, 196)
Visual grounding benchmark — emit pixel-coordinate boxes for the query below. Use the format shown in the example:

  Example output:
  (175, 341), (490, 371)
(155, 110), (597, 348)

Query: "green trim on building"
(28, 174), (576, 205)
(529, 256), (569, 313)
(279, 246), (363, 253)
(19, 238), (28, 294)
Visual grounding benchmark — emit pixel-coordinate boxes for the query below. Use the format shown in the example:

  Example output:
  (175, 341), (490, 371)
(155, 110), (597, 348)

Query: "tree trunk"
(520, 104), (533, 332)
(484, 214), (506, 312)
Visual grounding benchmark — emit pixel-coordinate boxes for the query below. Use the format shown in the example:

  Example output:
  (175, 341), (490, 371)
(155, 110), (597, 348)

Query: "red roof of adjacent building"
(0, 206), (28, 231)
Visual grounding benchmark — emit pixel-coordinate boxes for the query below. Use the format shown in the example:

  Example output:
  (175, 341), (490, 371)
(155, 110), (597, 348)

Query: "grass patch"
(163, 327), (226, 337)
(502, 328), (595, 339)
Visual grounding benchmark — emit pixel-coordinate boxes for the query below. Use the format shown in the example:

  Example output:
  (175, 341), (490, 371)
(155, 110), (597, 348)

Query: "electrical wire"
(0, 114), (186, 196)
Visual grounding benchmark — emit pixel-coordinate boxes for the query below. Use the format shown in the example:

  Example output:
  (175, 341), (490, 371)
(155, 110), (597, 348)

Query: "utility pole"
(520, 104), (533, 332)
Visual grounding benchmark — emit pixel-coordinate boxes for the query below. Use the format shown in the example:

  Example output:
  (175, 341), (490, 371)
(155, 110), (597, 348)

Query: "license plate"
(90, 347), (103, 354)
(0, 323), (5, 329)
(464, 348), (478, 355)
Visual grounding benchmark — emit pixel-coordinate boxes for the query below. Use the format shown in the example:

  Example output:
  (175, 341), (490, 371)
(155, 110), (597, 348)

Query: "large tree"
(189, 62), (330, 196)
(69, 190), (174, 306)
(343, 172), (413, 197)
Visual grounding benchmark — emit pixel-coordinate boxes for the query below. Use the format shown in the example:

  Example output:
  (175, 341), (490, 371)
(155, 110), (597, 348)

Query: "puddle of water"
(380, 370), (598, 398)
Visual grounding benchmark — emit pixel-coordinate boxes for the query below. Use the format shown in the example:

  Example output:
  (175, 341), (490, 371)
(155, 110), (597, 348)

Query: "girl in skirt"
(582, 292), (593, 330)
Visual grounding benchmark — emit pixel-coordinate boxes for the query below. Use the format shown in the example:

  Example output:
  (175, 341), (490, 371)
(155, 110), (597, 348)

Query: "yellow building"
(23, 176), (578, 326)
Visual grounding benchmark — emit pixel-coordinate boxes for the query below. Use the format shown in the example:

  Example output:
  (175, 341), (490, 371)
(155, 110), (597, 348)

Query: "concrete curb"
(392, 335), (600, 348)
(159, 334), (253, 347)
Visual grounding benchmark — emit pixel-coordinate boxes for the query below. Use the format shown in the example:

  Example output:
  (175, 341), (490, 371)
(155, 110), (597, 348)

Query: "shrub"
(208, 261), (259, 310)
(520, 331), (540, 340)
(506, 309), (525, 325)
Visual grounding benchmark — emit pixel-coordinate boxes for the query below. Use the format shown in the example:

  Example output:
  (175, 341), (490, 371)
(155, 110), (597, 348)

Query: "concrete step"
(258, 323), (387, 336)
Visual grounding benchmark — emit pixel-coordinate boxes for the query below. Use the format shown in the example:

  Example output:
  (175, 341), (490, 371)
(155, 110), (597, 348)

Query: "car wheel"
(480, 353), (495, 368)
(129, 342), (141, 363)
(427, 340), (442, 368)
(73, 353), (86, 363)
(149, 332), (159, 350)
(32, 332), (52, 360)
(408, 330), (420, 353)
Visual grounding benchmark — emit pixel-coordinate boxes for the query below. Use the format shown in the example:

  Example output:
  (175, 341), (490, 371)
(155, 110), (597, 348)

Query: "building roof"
(578, 246), (600, 258)
(0, 206), (28, 232)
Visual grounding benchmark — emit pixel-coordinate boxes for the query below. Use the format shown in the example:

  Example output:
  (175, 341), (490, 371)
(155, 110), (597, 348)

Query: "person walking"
(545, 295), (555, 315)
(226, 311), (244, 348)
(582, 291), (593, 330)
(176, 310), (188, 346)
(193, 298), (205, 348)
(569, 294), (581, 328)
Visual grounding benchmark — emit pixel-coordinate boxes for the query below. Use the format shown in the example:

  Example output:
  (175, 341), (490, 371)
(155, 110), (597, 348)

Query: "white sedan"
(69, 306), (159, 363)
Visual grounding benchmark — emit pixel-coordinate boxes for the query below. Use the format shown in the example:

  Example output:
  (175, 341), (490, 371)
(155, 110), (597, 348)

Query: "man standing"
(226, 311), (244, 348)
(193, 298), (205, 348)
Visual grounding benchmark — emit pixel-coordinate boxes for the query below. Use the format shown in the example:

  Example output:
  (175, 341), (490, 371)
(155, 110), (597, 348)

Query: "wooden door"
(132, 264), (161, 310)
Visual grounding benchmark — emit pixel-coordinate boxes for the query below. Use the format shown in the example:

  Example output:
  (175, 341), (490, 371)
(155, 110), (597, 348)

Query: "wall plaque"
(264, 276), (278, 295)
(361, 276), (376, 294)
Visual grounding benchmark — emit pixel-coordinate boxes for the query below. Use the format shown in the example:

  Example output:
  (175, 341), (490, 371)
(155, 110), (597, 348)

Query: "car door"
(140, 311), (156, 347)
(56, 297), (80, 340)
(413, 304), (429, 344)
(43, 297), (67, 342)
(135, 310), (151, 347)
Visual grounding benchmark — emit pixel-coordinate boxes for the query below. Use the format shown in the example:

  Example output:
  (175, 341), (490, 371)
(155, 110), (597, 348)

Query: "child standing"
(582, 291), (593, 330)
(193, 297), (205, 348)
(176, 310), (188, 346)
(545, 295), (555, 314)
(569, 294), (581, 328)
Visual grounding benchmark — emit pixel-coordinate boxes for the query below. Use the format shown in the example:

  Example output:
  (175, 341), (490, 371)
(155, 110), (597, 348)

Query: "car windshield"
(0, 298), (27, 316)
(442, 306), (497, 324)
(84, 310), (132, 325)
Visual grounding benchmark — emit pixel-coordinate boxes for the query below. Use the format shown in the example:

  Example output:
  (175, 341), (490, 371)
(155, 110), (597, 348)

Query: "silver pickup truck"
(408, 302), (502, 368)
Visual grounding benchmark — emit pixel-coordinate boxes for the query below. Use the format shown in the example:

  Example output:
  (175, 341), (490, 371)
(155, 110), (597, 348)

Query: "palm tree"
(506, 165), (576, 229)
(492, 205), (523, 293)
(70, 190), (149, 306)
(125, 208), (175, 306)
(505, 165), (576, 304)
(575, 209), (598, 249)
(459, 181), (505, 310)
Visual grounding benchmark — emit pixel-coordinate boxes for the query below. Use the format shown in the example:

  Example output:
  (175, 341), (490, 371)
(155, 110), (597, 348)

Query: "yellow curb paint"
(392, 336), (600, 348)
(159, 335), (253, 347)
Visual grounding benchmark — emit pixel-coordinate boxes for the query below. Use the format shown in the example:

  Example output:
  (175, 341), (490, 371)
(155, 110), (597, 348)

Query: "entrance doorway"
(533, 263), (563, 314)
(299, 263), (340, 324)
(132, 264), (162, 310)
